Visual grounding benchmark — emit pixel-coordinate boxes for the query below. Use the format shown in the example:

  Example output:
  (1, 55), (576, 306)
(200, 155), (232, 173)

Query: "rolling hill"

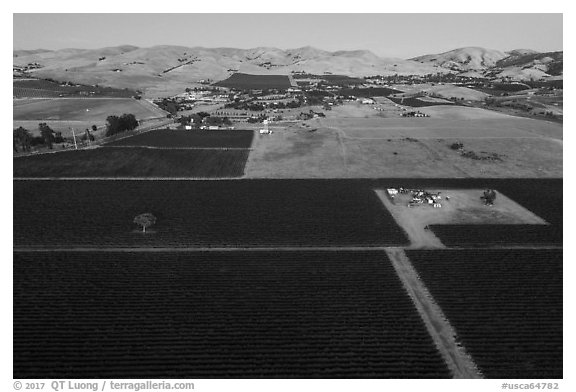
(13, 45), (445, 96)
(411, 47), (509, 71)
(13, 45), (563, 96)
(411, 47), (563, 81)
(495, 51), (563, 76)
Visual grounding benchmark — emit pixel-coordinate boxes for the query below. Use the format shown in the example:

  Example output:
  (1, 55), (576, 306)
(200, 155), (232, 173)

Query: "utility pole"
(71, 127), (78, 149)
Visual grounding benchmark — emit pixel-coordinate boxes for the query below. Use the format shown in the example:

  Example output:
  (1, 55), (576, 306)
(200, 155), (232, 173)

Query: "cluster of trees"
(81, 126), (96, 142)
(154, 98), (179, 115)
(105, 114), (139, 137)
(39, 123), (56, 149)
(224, 100), (266, 111)
(13, 127), (32, 152)
(205, 116), (232, 126)
(13, 123), (66, 152)
(225, 99), (302, 111)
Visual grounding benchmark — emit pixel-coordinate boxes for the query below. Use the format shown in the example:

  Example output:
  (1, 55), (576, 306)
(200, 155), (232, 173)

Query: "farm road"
(385, 247), (483, 379)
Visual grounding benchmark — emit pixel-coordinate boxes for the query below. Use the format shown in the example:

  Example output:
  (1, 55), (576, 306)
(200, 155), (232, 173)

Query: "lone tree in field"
(481, 189), (497, 206)
(134, 213), (157, 233)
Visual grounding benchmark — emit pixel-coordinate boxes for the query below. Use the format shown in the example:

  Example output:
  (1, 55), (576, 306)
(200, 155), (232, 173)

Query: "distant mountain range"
(13, 45), (563, 95)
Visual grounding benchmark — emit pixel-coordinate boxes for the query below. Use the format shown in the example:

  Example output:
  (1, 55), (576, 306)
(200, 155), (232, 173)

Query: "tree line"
(13, 113), (138, 153)
(13, 123), (64, 152)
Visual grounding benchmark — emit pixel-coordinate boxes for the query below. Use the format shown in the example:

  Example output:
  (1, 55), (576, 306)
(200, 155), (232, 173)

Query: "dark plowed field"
(105, 129), (254, 149)
(407, 249), (563, 378)
(14, 251), (450, 378)
(13, 180), (409, 248)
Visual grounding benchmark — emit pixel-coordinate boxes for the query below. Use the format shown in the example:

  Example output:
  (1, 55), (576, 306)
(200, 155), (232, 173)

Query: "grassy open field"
(320, 113), (562, 140)
(245, 103), (562, 178)
(13, 97), (164, 122)
(13, 98), (167, 137)
(391, 84), (489, 101)
(246, 127), (347, 178)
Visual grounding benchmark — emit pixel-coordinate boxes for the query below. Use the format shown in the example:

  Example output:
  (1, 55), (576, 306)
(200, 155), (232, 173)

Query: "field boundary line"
(13, 177), (245, 181)
(13, 245), (562, 252)
(12, 177), (565, 183)
(339, 134), (549, 141)
(13, 246), (396, 253)
(385, 247), (482, 379)
(103, 145), (253, 151)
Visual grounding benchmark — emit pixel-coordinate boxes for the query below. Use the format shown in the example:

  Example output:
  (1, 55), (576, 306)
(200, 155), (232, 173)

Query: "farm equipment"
(389, 187), (443, 208)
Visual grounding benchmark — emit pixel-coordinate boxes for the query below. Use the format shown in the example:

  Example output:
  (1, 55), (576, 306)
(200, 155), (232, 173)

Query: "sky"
(13, 13), (563, 59)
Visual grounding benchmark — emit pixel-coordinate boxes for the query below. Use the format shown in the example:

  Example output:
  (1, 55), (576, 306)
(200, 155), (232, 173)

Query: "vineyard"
(292, 74), (365, 86)
(12, 177), (563, 379)
(337, 87), (403, 97)
(13, 148), (250, 178)
(13, 180), (410, 248)
(105, 129), (255, 149)
(406, 249), (562, 378)
(428, 224), (561, 247)
(13, 78), (136, 98)
(214, 73), (292, 90)
(13, 87), (62, 98)
(388, 96), (456, 107)
(13, 250), (450, 378)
